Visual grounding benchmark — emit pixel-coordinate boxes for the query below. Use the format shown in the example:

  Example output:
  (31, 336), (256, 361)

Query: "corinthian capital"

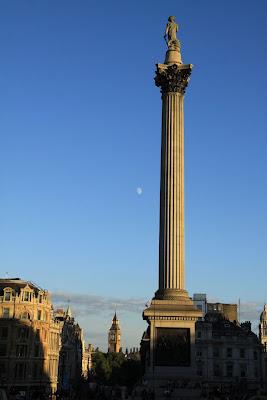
(155, 63), (192, 95)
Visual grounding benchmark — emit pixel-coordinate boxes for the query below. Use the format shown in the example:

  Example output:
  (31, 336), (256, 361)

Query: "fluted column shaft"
(159, 92), (184, 291)
(154, 63), (192, 300)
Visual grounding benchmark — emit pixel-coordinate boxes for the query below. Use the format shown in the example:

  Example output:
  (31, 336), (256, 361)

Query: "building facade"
(207, 302), (238, 323)
(54, 307), (84, 393)
(82, 343), (93, 379)
(193, 294), (207, 315)
(0, 278), (61, 398)
(195, 314), (262, 392)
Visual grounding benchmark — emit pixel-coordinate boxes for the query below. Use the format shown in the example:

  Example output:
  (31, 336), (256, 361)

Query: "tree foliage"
(92, 350), (142, 387)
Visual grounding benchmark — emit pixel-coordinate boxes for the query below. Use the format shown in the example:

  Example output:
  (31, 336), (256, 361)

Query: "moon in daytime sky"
(136, 187), (143, 195)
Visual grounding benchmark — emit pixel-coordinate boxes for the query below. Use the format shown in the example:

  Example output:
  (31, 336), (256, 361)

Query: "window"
(14, 363), (26, 379)
(37, 310), (42, 321)
(17, 327), (29, 341)
(254, 351), (258, 360)
(213, 347), (220, 358)
(226, 348), (232, 358)
(196, 363), (203, 376)
(0, 344), (7, 357)
(0, 363), (6, 377)
(196, 350), (202, 357)
(240, 348), (245, 358)
(4, 291), (11, 302)
(2, 308), (10, 318)
(33, 362), (39, 379)
(0, 327), (8, 339)
(39, 295), (43, 304)
(226, 363), (233, 377)
(23, 291), (31, 302)
(254, 367), (259, 378)
(213, 363), (221, 377)
(16, 345), (27, 358)
(197, 331), (202, 338)
(240, 363), (247, 378)
(35, 329), (40, 341)
(34, 344), (39, 357)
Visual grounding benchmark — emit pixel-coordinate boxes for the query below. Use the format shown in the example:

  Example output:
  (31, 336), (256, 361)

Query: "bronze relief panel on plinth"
(155, 327), (191, 367)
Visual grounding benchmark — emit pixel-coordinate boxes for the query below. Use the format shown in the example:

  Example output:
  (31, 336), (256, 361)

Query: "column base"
(154, 288), (190, 301)
(142, 293), (203, 383)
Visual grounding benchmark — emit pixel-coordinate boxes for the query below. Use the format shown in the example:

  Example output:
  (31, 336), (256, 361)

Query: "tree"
(92, 351), (111, 384)
(92, 350), (142, 388)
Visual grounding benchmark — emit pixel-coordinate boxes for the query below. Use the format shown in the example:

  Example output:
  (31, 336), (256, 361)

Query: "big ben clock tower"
(108, 313), (121, 353)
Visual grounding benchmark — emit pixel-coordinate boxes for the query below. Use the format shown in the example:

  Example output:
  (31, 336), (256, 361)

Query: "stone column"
(154, 63), (192, 300)
(142, 20), (203, 383)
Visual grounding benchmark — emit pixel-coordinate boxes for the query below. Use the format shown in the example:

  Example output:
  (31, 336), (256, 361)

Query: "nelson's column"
(143, 17), (203, 381)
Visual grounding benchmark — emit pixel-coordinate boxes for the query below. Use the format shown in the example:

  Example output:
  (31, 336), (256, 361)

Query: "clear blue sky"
(0, 0), (267, 349)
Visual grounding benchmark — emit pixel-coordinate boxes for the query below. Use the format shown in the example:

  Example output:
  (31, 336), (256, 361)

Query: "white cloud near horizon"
(51, 291), (264, 350)
(51, 291), (148, 350)
(51, 291), (147, 315)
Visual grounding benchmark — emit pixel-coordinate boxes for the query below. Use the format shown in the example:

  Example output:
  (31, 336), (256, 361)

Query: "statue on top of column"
(164, 16), (180, 51)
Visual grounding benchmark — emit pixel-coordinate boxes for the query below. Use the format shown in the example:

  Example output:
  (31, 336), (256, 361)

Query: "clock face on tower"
(110, 333), (115, 340)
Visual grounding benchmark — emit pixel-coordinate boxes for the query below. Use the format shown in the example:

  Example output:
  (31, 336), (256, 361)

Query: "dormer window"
(3, 288), (13, 302)
(23, 291), (32, 302)
(4, 292), (11, 301)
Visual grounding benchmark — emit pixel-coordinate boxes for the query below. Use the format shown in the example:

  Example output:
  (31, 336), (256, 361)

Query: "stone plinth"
(143, 298), (202, 380)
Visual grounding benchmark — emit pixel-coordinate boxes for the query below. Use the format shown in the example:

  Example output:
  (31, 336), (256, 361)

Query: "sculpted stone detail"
(155, 64), (192, 95)
(164, 16), (180, 51)
(148, 316), (199, 321)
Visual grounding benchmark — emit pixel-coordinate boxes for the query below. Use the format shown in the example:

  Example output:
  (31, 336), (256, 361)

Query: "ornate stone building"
(0, 278), (61, 397)
(82, 343), (94, 379)
(54, 307), (84, 392)
(108, 313), (121, 353)
(195, 314), (262, 392)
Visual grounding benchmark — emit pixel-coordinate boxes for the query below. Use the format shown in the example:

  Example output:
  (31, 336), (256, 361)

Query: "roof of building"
(113, 312), (118, 322)
(0, 278), (45, 295)
(201, 313), (259, 341)
(110, 312), (121, 331)
(66, 304), (72, 318)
